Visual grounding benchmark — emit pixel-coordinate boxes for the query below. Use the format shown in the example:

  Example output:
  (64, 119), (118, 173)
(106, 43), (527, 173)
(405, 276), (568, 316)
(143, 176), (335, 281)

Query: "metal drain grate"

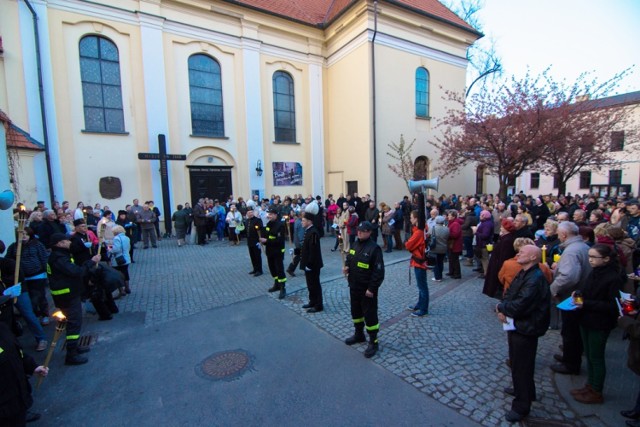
(62, 334), (98, 351)
(195, 349), (254, 382)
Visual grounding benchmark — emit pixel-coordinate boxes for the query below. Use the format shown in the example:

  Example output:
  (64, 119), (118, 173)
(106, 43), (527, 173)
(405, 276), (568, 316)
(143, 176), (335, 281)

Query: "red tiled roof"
(222, 0), (479, 33)
(6, 123), (45, 151)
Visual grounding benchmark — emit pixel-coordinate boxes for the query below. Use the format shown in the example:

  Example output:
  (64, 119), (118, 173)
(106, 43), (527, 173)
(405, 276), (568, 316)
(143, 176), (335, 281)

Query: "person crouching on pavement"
(343, 221), (385, 358)
(0, 295), (49, 426)
(300, 202), (324, 313)
(495, 245), (550, 423)
(48, 233), (101, 365)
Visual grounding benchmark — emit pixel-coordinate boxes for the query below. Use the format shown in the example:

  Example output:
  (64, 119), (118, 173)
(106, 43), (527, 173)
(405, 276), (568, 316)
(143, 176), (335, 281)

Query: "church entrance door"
(188, 166), (233, 205)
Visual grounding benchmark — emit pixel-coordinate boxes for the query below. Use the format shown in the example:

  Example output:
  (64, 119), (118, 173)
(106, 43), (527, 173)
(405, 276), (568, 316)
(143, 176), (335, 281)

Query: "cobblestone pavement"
(104, 233), (634, 426)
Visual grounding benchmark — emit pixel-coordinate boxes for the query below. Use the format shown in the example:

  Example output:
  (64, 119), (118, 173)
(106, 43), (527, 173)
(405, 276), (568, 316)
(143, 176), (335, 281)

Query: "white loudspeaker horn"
(408, 177), (439, 193)
(0, 190), (14, 210)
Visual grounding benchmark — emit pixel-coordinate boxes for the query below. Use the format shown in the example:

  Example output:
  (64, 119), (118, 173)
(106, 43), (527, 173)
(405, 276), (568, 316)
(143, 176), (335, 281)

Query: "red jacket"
(405, 226), (427, 269)
(448, 218), (463, 253)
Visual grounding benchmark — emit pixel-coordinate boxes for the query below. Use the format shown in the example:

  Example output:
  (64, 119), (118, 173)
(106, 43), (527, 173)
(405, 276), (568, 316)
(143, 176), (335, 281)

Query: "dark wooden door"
(188, 166), (232, 205)
(346, 180), (358, 196)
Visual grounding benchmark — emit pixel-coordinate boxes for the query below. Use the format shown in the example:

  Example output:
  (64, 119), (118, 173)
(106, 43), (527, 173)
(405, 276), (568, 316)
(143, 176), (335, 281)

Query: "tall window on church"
(79, 35), (125, 133)
(415, 67), (430, 118)
(273, 71), (296, 143)
(188, 54), (224, 137)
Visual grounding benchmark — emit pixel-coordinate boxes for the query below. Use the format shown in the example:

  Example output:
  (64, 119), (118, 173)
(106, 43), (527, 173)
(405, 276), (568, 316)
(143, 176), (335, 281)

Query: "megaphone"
(0, 190), (14, 210)
(408, 177), (439, 193)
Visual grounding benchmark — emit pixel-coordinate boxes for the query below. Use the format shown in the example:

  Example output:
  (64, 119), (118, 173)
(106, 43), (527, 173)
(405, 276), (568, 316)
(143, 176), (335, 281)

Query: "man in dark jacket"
(0, 295), (49, 426)
(245, 209), (263, 277)
(48, 233), (101, 365)
(192, 198), (208, 246)
(343, 221), (385, 358)
(300, 208), (324, 313)
(496, 245), (550, 423)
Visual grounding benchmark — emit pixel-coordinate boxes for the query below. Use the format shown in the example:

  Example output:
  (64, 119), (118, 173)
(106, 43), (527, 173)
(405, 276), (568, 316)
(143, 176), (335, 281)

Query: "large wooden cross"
(138, 134), (186, 236)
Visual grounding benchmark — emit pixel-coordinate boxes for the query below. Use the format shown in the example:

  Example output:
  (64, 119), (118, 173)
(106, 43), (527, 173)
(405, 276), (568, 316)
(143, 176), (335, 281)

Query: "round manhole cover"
(195, 349), (254, 382)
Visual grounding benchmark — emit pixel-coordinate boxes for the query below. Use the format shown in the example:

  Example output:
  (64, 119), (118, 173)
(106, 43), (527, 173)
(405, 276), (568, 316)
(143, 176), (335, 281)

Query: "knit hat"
(304, 201), (319, 221)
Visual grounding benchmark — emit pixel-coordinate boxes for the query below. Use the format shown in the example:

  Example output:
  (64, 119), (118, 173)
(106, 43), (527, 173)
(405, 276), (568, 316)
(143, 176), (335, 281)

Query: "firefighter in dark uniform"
(260, 207), (287, 299)
(300, 203), (324, 313)
(0, 295), (49, 426)
(48, 233), (100, 365)
(246, 208), (263, 277)
(342, 221), (385, 358)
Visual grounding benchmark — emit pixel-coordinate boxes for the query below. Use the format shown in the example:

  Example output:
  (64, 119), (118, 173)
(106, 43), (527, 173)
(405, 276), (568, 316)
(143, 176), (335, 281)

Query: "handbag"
(115, 255), (126, 266)
(429, 228), (437, 251)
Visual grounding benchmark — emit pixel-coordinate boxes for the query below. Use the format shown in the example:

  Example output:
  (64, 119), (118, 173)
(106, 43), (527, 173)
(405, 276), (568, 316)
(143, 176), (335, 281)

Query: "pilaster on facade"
(19, 0), (62, 203)
(138, 11), (171, 205)
(241, 37), (265, 197)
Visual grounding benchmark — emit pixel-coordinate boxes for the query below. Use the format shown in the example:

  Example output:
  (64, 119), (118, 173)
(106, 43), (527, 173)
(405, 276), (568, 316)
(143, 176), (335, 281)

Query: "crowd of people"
(3, 190), (640, 425)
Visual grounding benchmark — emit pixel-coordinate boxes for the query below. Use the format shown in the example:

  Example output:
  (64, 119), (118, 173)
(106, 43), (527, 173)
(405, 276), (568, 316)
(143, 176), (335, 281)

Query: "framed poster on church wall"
(273, 162), (302, 186)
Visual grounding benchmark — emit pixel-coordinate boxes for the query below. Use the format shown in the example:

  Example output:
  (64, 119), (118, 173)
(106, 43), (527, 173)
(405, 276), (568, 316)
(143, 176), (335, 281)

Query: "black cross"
(138, 134), (186, 236)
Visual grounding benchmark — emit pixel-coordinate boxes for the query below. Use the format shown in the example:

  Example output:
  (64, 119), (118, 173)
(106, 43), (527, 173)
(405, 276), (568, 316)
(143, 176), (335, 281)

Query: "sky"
(459, 0), (640, 95)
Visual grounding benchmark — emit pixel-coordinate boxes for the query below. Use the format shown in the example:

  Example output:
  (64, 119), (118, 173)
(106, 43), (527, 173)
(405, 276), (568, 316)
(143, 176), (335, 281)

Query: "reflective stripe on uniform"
(51, 288), (71, 296)
(366, 323), (380, 331)
(67, 334), (80, 341)
(277, 278), (287, 283)
(281, 248), (285, 253)
(352, 317), (364, 324)
(357, 262), (369, 269)
(268, 236), (276, 240)
(349, 249), (355, 255)
(0, 347), (3, 354)
(46, 264), (52, 275)
(266, 227), (270, 231)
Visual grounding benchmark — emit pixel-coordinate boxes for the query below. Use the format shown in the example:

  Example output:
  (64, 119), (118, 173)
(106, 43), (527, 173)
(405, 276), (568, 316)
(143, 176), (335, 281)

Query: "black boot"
(65, 348), (89, 365)
(345, 324), (366, 345)
(364, 332), (379, 358)
(278, 285), (286, 300)
(268, 282), (279, 292)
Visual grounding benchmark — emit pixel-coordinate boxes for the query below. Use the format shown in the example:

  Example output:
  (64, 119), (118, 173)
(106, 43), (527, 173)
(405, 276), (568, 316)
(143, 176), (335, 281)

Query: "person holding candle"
(570, 243), (625, 404)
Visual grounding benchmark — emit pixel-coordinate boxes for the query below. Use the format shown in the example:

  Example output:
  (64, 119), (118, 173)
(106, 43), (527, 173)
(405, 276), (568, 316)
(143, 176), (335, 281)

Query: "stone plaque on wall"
(99, 176), (122, 200)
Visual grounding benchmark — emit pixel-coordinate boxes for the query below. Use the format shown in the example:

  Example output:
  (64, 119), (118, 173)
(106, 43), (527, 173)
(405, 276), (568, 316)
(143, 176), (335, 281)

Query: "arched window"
(273, 71), (296, 142)
(188, 54), (224, 137)
(414, 156), (429, 180)
(415, 67), (430, 118)
(79, 35), (125, 132)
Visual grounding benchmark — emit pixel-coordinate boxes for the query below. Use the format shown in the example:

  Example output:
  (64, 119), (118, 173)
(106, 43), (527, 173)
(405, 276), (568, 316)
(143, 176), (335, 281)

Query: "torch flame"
(52, 311), (67, 321)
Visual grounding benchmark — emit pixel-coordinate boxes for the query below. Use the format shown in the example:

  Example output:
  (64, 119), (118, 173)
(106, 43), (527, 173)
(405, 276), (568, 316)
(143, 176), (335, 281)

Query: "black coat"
(246, 216), (263, 245)
(498, 264), (551, 337)
(483, 232), (517, 299)
(48, 247), (94, 303)
(0, 322), (37, 419)
(264, 219), (285, 257)
(300, 225), (323, 272)
(579, 263), (625, 331)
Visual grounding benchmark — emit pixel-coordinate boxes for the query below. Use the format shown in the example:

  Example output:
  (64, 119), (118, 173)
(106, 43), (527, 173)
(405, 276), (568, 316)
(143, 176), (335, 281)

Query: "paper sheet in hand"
(557, 296), (577, 311)
(503, 316), (516, 331)
(620, 291), (633, 301)
(2, 283), (21, 298)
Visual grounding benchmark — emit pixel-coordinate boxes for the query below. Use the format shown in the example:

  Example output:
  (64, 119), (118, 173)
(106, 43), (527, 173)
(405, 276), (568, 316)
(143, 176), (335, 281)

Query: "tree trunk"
(498, 182), (508, 200)
(556, 180), (567, 197)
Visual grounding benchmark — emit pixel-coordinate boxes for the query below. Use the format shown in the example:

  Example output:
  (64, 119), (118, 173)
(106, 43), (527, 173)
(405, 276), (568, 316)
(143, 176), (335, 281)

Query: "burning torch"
(36, 310), (67, 389)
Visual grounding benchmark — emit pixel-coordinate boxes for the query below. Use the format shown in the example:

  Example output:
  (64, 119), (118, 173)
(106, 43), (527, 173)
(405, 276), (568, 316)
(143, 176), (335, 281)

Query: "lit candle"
(541, 245), (547, 264)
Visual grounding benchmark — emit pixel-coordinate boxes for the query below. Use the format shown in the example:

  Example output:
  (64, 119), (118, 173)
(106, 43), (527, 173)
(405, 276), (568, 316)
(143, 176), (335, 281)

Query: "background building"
(0, 0), (481, 223)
